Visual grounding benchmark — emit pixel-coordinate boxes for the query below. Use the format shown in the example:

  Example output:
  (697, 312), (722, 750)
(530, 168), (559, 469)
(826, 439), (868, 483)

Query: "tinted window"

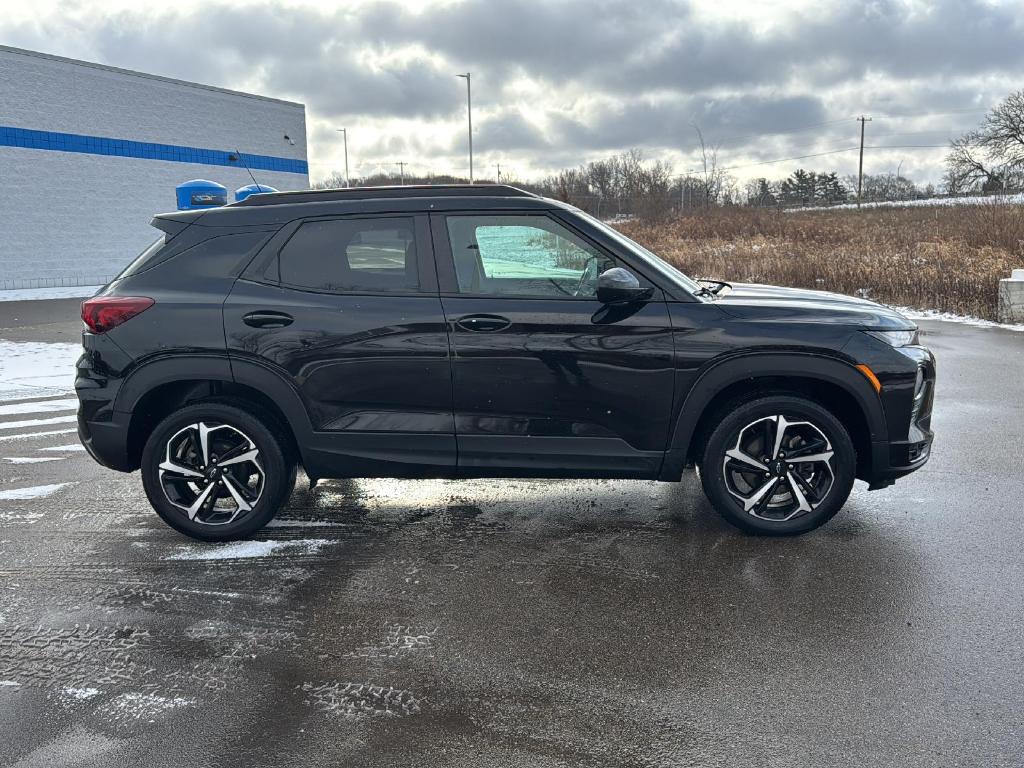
(446, 215), (613, 298)
(115, 235), (166, 280)
(279, 217), (418, 293)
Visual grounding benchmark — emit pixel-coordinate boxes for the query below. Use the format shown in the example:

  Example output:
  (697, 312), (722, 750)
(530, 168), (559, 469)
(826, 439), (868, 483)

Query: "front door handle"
(455, 314), (511, 333)
(243, 310), (294, 329)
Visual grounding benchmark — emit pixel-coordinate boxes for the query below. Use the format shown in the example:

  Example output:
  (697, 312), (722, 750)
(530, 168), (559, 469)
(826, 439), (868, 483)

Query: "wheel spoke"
(791, 451), (833, 465)
(725, 448), (769, 472)
(786, 438), (828, 459)
(217, 448), (259, 468)
(158, 460), (203, 479)
(786, 471), (813, 513)
(220, 475), (254, 513)
(743, 476), (780, 512)
(197, 422), (213, 466)
(771, 415), (789, 459)
(186, 482), (217, 521)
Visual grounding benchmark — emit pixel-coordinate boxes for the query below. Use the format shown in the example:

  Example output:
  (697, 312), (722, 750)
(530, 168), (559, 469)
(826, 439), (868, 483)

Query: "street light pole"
(457, 72), (473, 183)
(335, 128), (350, 187)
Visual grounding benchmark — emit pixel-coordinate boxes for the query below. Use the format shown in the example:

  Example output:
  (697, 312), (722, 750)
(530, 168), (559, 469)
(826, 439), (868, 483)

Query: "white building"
(0, 45), (309, 289)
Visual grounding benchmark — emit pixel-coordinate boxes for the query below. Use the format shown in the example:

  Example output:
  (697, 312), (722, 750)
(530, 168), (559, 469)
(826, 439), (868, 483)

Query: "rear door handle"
(243, 310), (294, 328)
(455, 314), (511, 333)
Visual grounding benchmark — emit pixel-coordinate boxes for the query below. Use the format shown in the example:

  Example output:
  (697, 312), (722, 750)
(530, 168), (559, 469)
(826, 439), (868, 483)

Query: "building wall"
(0, 45), (309, 288)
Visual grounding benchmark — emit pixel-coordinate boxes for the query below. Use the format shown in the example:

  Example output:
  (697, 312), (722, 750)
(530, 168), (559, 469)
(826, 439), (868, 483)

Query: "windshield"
(574, 210), (704, 296)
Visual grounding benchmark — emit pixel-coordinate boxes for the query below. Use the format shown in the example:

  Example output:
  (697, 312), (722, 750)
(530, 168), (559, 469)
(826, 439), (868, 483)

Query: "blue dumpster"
(234, 184), (278, 202)
(176, 179), (228, 210)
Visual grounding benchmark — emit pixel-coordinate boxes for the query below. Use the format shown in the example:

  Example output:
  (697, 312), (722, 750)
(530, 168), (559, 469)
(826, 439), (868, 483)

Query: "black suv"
(76, 185), (935, 540)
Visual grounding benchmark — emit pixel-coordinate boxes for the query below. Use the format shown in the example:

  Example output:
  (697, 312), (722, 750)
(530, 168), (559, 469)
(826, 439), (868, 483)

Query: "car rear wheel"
(141, 402), (295, 541)
(699, 395), (856, 535)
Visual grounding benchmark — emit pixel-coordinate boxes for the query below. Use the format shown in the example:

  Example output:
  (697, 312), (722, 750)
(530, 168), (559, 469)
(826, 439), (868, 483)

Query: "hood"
(713, 282), (916, 330)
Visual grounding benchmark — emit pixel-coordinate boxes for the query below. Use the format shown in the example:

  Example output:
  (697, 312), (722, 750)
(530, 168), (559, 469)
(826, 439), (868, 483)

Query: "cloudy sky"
(2, 0), (1021, 186)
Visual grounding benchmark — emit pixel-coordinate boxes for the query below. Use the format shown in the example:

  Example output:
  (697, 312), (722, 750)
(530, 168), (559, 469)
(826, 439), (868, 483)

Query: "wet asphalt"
(0, 299), (1022, 767)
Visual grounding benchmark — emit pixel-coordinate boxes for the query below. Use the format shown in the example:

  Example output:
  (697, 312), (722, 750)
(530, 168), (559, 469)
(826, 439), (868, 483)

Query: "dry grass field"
(617, 204), (1024, 320)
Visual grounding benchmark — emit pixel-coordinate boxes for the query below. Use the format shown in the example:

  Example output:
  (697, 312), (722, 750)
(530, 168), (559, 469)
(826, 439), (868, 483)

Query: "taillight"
(81, 296), (154, 333)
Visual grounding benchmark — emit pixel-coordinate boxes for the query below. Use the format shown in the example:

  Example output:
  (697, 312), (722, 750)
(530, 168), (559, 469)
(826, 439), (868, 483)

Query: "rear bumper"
(77, 409), (134, 472)
(76, 346), (135, 472)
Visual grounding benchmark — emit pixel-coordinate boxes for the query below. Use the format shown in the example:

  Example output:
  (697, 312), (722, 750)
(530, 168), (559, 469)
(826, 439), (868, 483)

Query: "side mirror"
(596, 267), (654, 304)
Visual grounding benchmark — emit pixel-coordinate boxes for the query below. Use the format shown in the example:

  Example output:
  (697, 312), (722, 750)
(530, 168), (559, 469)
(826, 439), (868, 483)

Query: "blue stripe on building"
(0, 125), (308, 175)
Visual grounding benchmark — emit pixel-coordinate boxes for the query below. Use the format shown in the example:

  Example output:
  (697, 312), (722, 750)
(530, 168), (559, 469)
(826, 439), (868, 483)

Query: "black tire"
(140, 402), (295, 541)
(699, 395), (856, 536)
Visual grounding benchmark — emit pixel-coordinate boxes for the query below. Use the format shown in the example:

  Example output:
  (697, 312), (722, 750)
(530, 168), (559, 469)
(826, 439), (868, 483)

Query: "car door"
(224, 213), (455, 476)
(431, 211), (675, 477)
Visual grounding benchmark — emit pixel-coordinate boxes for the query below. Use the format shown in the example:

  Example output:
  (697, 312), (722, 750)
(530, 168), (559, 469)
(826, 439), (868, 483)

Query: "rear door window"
(278, 217), (419, 293)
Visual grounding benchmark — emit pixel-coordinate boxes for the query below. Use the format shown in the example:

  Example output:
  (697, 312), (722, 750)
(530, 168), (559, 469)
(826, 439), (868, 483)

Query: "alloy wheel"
(157, 421), (265, 526)
(721, 414), (835, 522)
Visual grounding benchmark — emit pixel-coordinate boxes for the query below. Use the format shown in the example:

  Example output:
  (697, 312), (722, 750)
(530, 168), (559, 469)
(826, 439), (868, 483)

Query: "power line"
(687, 146), (858, 173)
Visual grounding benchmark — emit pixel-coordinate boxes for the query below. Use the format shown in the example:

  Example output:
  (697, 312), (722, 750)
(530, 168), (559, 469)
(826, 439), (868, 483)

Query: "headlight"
(864, 329), (919, 347)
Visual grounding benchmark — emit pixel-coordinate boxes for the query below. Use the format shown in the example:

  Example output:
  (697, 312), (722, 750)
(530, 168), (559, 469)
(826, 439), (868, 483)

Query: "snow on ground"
(0, 428), (77, 443)
(166, 539), (331, 561)
(0, 340), (82, 401)
(791, 193), (1024, 213)
(0, 286), (100, 302)
(0, 398), (77, 416)
(894, 306), (1024, 333)
(0, 415), (77, 432)
(0, 483), (73, 500)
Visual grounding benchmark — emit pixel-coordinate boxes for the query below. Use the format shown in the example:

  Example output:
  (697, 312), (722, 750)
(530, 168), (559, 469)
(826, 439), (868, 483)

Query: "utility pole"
(457, 72), (473, 183)
(335, 129), (350, 187)
(493, 163), (501, 183)
(395, 161), (407, 185)
(857, 115), (872, 207)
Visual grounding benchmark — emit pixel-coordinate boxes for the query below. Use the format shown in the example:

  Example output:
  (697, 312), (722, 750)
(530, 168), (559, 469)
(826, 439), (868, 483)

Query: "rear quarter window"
(114, 236), (166, 280)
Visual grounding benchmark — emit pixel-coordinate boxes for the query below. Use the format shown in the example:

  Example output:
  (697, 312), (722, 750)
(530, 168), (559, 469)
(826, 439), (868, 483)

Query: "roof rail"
(230, 183), (537, 207)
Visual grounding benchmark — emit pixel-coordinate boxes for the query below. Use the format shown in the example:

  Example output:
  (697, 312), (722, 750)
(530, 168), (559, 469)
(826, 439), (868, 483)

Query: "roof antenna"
(229, 148), (262, 190)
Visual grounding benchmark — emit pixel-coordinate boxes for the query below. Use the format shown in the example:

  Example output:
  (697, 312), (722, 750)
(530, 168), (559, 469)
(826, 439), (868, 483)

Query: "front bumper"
(865, 346), (936, 489)
(865, 433), (933, 489)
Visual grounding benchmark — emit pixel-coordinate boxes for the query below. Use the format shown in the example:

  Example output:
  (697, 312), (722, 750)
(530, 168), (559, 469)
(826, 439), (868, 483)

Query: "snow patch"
(0, 680), (20, 686)
(265, 519), (349, 528)
(97, 691), (193, 723)
(0, 285), (101, 302)
(0, 341), (82, 401)
(895, 306), (1024, 332)
(791, 193), (1024, 213)
(0, 415), (77, 432)
(0, 398), (77, 416)
(0, 429), (77, 443)
(166, 538), (332, 561)
(0, 482), (73, 500)
(63, 686), (101, 700)
(3, 456), (63, 464)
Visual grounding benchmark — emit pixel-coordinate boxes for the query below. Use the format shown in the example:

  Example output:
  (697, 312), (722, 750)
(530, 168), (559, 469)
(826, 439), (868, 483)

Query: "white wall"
(0, 46), (308, 288)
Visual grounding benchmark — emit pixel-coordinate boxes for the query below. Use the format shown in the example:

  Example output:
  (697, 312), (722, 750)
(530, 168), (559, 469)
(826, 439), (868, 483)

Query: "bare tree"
(946, 91), (1024, 192)
(693, 126), (728, 207)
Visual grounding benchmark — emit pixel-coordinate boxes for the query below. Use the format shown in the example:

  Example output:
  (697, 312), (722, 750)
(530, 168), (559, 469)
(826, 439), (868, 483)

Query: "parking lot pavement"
(1, 303), (1022, 767)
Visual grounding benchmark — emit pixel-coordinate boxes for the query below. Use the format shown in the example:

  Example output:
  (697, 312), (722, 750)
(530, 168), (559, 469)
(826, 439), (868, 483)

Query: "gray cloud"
(1, 0), (1019, 182)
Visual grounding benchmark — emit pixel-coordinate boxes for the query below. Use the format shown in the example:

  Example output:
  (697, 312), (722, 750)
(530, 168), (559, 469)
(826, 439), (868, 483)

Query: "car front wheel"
(699, 395), (856, 535)
(140, 402), (295, 541)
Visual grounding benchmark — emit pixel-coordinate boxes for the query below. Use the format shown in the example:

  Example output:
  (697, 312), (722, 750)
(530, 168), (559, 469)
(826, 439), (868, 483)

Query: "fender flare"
(113, 353), (316, 453)
(114, 354), (233, 414)
(660, 352), (886, 479)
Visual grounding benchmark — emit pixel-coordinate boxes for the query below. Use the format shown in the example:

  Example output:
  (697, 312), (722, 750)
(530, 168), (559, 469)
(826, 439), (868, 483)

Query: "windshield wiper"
(697, 278), (731, 297)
